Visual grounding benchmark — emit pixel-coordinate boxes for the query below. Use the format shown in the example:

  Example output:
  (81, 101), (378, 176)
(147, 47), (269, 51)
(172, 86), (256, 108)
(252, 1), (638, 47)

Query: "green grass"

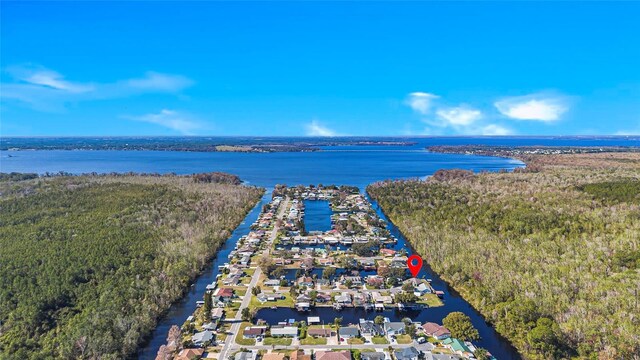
(248, 293), (294, 309)
(396, 335), (412, 344)
(371, 336), (389, 344)
(235, 322), (257, 346)
(347, 338), (365, 345)
(418, 294), (443, 307)
(263, 337), (293, 346)
(300, 337), (327, 345)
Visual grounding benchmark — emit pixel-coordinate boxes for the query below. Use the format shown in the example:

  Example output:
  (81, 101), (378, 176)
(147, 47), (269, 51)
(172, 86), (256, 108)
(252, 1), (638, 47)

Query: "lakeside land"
(157, 186), (493, 360)
(0, 173), (264, 359)
(368, 150), (640, 359)
(0, 137), (416, 153)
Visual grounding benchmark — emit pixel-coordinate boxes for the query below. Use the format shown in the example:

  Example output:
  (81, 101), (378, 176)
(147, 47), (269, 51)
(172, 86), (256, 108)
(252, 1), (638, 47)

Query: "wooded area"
(368, 153), (640, 359)
(0, 174), (263, 359)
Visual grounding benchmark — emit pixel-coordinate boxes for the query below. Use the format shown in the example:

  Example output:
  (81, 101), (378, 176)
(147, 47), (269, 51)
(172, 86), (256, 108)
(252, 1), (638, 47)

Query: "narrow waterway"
(256, 194), (522, 359)
(137, 192), (272, 359)
(139, 188), (521, 360)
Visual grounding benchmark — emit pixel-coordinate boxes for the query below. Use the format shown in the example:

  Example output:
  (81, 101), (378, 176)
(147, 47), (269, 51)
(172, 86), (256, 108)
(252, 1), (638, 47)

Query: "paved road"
(218, 197), (288, 360)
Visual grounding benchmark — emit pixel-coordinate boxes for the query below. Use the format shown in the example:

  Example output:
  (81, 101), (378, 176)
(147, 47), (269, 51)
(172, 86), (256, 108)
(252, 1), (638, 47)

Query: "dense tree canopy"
(0, 175), (262, 359)
(368, 155), (640, 359)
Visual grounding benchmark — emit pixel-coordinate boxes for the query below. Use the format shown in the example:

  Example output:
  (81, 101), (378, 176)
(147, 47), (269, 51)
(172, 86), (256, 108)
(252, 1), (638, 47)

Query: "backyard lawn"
(371, 336), (389, 344)
(263, 337), (293, 346)
(234, 322), (257, 346)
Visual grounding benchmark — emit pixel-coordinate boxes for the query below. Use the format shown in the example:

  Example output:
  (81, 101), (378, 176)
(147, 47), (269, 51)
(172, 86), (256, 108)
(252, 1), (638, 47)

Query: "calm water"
(2, 137), (637, 360)
(304, 200), (333, 232)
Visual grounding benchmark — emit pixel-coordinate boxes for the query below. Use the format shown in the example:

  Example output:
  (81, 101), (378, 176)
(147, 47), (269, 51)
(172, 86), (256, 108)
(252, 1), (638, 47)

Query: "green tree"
(527, 318), (559, 357)
(334, 317), (343, 329)
(322, 267), (337, 279)
(241, 308), (253, 322)
(474, 348), (489, 360)
(374, 316), (385, 325)
(443, 312), (480, 341)
(202, 292), (212, 320)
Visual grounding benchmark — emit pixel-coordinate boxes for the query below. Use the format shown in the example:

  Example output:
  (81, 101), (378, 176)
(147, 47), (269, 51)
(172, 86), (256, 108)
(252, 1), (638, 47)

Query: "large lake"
(1, 137), (637, 360)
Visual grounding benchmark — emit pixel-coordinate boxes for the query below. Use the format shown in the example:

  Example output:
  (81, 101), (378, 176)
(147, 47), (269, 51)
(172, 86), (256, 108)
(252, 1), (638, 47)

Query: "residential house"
(297, 276), (314, 287)
(307, 328), (335, 337)
(366, 276), (384, 288)
(359, 320), (384, 337)
(211, 307), (224, 320)
(301, 258), (314, 269)
(422, 322), (451, 340)
(316, 293), (332, 303)
(335, 292), (351, 306)
(442, 338), (473, 357)
(360, 353), (386, 360)
(264, 279), (281, 287)
(431, 355), (463, 360)
(214, 287), (234, 300)
(235, 351), (257, 360)
(339, 326), (360, 339)
(341, 276), (363, 287)
(315, 351), (351, 360)
(270, 326), (298, 338)
(176, 348), (205, 360)
(384, 322), (405, 337)
(191, 330), (214, 347)
(394, 347), (420, 360)
(380, 249), (396, 257)
(263, 353), (286, 360)
(296, 294), (312, 303)
(290, 350), (311, 360)
(243, 327), (266, 339)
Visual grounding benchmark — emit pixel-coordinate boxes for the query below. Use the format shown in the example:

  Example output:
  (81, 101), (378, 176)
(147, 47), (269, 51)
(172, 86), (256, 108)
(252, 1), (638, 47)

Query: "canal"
(139, 190), (521, 360)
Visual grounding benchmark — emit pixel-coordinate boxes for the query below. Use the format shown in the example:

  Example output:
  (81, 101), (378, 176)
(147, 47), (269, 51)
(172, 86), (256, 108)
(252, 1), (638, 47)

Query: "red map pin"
(407, 254), (423, 278)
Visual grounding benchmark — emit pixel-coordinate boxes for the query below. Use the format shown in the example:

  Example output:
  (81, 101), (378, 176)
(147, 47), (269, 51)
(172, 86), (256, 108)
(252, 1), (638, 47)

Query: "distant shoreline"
(0, 138), (417, 153)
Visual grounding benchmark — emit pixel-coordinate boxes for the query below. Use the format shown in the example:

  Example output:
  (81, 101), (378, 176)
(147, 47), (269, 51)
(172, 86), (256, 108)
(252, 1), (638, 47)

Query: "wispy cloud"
(405, 92), (439, 115)
(305, 120), (339, 136)
(494, 93), (570, 122)
(435, 106), (482, 126)
(480, 124), (511, 136)
(125, 71), (193, 92)
(1, 64), (194, 111)
(123, 109), (203, 135)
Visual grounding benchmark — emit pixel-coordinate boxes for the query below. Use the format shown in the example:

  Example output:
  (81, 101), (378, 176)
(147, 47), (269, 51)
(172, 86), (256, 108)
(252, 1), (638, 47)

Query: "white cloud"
(436, 106), (482, 126)
(405, 92), (439, 115)
(305, 120), (338, 136)
(1, 64), (194, 111)
(481, 124), (512, 136)
(125, 71), (193, 92)
(14, 67), (95, 93)
(495, 94), (569, 122)
(124, 109), (202, 135)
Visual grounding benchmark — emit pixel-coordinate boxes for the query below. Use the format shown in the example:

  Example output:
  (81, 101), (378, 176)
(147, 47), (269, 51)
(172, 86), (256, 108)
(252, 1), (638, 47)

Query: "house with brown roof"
(175, 348), (204, 360)
(315, 350), (351, 360)
(243, 326), (266, 339)
(290, 350), (311, 360)
(262, 353), (286, 360)
(307, 328), (335, 337)
(423, 322), (451, 340)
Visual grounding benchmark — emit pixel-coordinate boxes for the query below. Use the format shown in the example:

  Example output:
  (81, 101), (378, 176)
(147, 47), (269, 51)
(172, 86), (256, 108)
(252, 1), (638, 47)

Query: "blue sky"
(1, 1), (639, 136)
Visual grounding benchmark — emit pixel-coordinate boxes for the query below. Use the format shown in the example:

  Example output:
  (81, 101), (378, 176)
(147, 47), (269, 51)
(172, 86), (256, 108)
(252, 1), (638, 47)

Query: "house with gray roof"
(191, 330), (214, 347)
(360, 352), (386, 360)
(383, 322), (405, 337)
(394, 347), (420, 360)
(339, 326), (360, 339)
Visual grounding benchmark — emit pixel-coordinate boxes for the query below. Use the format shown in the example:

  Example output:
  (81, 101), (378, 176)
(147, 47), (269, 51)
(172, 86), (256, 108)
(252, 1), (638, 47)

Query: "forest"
(0, 174), (263, 359)
(368, 152), (640, 359)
